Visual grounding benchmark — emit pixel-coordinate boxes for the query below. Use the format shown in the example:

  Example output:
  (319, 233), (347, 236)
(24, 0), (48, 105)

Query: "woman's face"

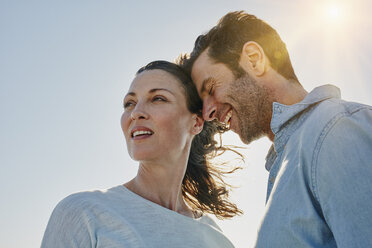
(121, 69), (198, 162)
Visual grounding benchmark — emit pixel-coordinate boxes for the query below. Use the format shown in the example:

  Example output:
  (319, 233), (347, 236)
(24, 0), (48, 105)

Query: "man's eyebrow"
(200, 77), (215, 94)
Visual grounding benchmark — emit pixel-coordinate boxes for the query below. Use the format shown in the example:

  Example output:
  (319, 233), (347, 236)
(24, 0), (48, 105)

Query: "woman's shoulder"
(197, 214), (223, 231)
(55, 189), (101, 210)
(53, 185), (127, 214)
(41, 187), (121, 248)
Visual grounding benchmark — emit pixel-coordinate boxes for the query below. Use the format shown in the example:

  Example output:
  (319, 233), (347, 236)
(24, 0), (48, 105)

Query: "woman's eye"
(153, 96), (167, 102)
(124, 101), (135, 109)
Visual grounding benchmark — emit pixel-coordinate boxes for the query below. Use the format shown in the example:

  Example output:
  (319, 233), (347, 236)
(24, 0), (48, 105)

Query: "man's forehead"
(193, 49), (214, 69)
(191, 50), (217, 90)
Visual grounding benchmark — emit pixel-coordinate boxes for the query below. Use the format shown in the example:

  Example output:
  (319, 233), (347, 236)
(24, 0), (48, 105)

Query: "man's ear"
(191, 114), (204, 135)
(239, 41), (267, 76)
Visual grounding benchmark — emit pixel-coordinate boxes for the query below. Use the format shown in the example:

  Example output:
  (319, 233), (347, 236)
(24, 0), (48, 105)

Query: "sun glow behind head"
(322, 1), (348, 26)
(328, 5), (341, 19)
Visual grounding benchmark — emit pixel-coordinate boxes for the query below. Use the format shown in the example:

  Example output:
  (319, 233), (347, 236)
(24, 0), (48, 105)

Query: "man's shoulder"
(316, 98), (370, 117)
(286, 98), (371, 164)
(300, 98), (370, 137)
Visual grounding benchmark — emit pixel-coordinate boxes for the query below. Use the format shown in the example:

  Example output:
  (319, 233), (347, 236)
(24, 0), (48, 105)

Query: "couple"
(42, 11), (372, 247)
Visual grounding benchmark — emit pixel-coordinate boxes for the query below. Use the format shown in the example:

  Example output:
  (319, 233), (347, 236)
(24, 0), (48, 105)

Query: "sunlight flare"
(325, 3), (342, 22)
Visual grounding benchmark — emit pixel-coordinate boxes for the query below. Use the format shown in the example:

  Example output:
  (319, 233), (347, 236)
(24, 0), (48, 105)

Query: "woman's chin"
(130, 150), (158, 162)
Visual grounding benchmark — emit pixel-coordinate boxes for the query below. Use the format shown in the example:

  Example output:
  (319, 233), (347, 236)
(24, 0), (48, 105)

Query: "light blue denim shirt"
(254, 85), (372, 248)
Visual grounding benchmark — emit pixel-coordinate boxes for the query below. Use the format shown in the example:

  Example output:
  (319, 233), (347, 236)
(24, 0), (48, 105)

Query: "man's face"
(191, 49), (273, 144)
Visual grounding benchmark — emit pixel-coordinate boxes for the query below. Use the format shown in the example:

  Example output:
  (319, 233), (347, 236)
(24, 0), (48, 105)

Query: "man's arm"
(314, 107), (372, 248)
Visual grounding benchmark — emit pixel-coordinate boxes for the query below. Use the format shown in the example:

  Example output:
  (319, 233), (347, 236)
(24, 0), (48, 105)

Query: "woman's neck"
(124, 158), (194, 218)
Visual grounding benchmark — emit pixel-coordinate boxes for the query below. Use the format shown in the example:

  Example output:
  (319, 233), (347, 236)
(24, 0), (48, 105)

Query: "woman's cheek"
(120, 112), (131, 136)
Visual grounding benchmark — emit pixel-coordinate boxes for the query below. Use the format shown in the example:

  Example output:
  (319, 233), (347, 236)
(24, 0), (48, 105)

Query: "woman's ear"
(191, 114), (204, 135)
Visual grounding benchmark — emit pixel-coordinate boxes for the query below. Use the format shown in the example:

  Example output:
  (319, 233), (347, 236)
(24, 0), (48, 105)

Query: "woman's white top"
(41, 185), (235, 248)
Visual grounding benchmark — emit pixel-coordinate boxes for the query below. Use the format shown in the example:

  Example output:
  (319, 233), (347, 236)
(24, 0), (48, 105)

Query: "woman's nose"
(130, 103), (149, 120)
(203, 97), (217, 121)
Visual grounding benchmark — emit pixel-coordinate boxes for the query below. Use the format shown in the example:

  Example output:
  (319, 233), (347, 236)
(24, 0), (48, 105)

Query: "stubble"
(226, 73), (274, 144)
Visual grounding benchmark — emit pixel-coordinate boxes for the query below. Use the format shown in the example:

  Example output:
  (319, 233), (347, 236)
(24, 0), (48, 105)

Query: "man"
(181, 11), (372, 247)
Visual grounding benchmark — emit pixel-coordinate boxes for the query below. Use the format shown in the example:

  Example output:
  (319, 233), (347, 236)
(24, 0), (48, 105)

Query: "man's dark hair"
(182, 11), (298, 82)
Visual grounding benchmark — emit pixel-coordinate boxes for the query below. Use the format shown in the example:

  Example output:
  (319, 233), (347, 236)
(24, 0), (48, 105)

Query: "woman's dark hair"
(136, 60), (242, 219)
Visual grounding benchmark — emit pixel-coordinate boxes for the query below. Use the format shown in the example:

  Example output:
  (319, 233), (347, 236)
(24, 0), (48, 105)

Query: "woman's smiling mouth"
(131, 127), (154, 140)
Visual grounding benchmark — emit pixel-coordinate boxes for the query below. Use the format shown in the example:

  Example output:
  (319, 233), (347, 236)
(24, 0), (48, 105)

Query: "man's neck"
(262, 68), (308, 106)
(275, 80), (308, 106)
(264, 75), (308, 142)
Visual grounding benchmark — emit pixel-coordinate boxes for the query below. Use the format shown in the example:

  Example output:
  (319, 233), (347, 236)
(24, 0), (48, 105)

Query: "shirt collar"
(265, 84), (341, 171)
(270, 84), (341, 135)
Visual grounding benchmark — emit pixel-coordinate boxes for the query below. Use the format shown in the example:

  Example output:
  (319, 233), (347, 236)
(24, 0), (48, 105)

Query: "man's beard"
(226, 72), (274, 144)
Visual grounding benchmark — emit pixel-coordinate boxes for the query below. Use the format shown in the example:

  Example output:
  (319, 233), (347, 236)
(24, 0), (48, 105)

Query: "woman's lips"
(131, 126), (154, 140)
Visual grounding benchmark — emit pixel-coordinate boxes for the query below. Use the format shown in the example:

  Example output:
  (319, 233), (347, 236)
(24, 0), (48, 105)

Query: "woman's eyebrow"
(124, 92), (136, 98)
(124, 88), (175, 99)
(149, 88), (175, 96)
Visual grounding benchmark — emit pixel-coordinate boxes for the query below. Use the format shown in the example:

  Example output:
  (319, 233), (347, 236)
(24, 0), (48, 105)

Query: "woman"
(41, 61), (241, 248)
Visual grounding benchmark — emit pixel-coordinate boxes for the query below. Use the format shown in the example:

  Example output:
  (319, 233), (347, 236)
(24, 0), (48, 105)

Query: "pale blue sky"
(1, 0), (371, 247)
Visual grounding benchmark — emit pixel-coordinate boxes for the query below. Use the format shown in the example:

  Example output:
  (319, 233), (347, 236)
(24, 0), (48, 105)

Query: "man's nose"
(203, 97), (217, 121)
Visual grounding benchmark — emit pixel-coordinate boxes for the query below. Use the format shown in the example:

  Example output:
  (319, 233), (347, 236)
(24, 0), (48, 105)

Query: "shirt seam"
(310, 105), (369, 206)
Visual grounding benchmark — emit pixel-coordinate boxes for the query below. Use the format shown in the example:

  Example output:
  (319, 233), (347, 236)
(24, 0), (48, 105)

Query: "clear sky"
(1, 0), (371, 247)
